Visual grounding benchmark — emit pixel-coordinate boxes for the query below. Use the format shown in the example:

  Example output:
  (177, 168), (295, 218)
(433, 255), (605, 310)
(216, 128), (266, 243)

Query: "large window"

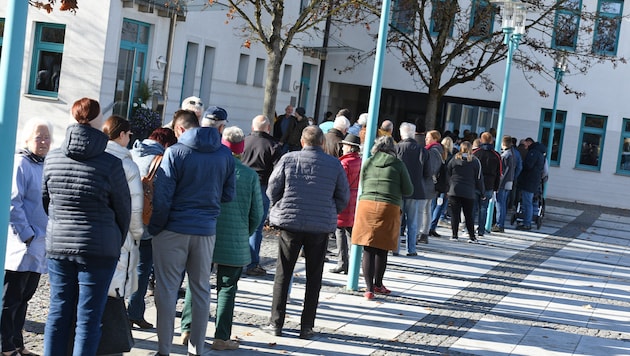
(253, 58), (265, 87)
(181, 42), (199, 103)
(469, 0), (494, 39)
(391, 0), (415, 34)
(29, 23), (65, 97)
(552, 0), (581, 50)
(538, 109), (567, 166)
(236, 54), (249, 85)
(430, 0), (455, 37)
(576, 113), (607, 170)
(281, 64), (292, 92)
(616, 119), (630, 174)
(592, 0), (623, 55)
(443, 102), (499, 135)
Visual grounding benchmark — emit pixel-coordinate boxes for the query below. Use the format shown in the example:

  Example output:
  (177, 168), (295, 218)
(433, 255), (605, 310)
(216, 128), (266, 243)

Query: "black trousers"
(270, 230), (328, 330)
(449, 195), (476, 238)
(1, 270), (40, 352)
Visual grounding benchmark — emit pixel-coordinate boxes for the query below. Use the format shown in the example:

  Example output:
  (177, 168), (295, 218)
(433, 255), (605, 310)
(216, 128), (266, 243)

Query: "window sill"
(573, 166), (601, 173)
(24, 93), (60, 101)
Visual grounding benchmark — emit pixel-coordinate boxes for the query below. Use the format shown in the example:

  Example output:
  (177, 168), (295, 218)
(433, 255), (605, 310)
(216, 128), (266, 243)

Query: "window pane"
(555, 13), (579, 48)
(470, 2), (492, 37)
(138, 25), (150, 44)
(121, 21), (139, 42)
(114, 49), (134, 117)
(564, 0), (581, 11)
(0, 20), (4, 37)
(41, 26), (65, 44)
(620, 137), (630, 171)
(579, 133), (602, 166)
(35, 51), (62, 92)
(624, 120), (630, 132)
(585, 115), (605, 128)
(594, 17), (620, 53)
(601, 0), (622, 14)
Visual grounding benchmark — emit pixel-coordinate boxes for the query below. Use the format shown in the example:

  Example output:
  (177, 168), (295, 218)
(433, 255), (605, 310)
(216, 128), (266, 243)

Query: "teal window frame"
(391, 0), (415, 34)
(29, 22), (65, 98)
(616, 118), (630, 175)
(552, 0), (581, 51)
(469, 0), (495, 40)
(592, 0), (623, 55)
(538, 108), (566, 166)
(0, 18), (5, 62)
(430, 0), (455, 37)
(575, 113), (607, 171)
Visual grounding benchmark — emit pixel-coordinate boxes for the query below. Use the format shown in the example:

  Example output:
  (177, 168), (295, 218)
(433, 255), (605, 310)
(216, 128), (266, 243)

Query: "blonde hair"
(441, 136), (454, 155)
(456, 141), (474, 162)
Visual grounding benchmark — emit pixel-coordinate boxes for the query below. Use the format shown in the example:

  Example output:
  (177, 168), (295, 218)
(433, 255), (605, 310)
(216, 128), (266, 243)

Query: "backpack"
(141, 155), (163, 225)
(434, 160), (449, 194)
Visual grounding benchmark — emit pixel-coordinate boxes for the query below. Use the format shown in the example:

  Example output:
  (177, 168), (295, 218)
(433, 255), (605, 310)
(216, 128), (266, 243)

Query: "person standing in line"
(102, 115), (144, 306)
(492, 135), (518, 233)
(180, 126), (263, 351)
(181, 96), (204, 121)
(352, 136), (413, 299)
(472, 132), (502, 237)
(127, 127), (178, 329)
(516, 138), (546, 231)
(429, 136), (457, 236)
(348, 112), (367, 137)
(261, 126), (349, 340)
(43, 98), (131, 356)
(3, 119), (52, 356)
(273, 104), (294, 141)
(330, 134), (362, 274)
(395, 122), (430, 256)
(148, 109), (235, 356)
(285, 107), (308, 152)
(323, 116), (350, 158)
(420, 130), (445, 244)
(241, 115), (283, 277)
(447, 141), (485, 243)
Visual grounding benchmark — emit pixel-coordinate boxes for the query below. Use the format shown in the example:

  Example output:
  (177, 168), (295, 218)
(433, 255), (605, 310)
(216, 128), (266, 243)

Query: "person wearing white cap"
(181, 96), (204, 121)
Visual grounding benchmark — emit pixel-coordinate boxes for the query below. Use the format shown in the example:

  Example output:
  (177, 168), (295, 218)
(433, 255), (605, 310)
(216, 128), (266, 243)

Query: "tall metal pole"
(161, 10), (177, 124)
(346, 0), (391, 291)
(543, 65), (564, 198)
(0, 0), (29, 307)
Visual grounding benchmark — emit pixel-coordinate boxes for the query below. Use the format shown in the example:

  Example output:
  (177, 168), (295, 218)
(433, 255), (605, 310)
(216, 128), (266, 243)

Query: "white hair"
(399, 122), (416, 140)
(20, 117), (54, 148)
(222, 126), (245, 143)
(333, 116), (350, 131)
(357, 113), (368, 126)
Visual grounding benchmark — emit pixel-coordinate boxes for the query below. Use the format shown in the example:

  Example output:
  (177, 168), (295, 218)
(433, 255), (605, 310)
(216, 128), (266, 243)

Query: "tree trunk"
(263, 50), (283, 122)
(424, 89), (442, 131)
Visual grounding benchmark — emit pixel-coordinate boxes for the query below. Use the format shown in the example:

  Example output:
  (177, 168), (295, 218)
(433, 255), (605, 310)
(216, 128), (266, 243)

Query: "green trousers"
(181, 265), (243, 340)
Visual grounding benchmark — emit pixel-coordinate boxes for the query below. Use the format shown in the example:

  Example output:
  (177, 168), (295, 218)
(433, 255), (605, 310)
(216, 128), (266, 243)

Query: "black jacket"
(43, 124), (131, 263)
(518, 142), (546, 193)
(447, 154), (485, 200)
(473, 143), (502, 192)
(242, 131), (283, 186)
(396, 138), (431, 199)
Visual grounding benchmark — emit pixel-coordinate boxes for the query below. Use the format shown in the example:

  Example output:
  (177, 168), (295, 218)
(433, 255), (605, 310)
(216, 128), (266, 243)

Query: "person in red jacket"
(330, 134), (362, 274)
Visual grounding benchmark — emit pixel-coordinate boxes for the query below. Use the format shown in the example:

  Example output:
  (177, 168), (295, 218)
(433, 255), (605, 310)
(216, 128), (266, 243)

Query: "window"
(443, 102), (499, 134)
(552, 0), (581, 50)
(29, 23), (65, 97)
(300, 0), (309, 12)
(199, 46), (216, 106)
(469, 0), (494, 39)
(253, 58), (265, 87)
(236, 54), (249, 85)
(592, 0), (623, 55)
(0, 18), (5, 62)
(430, 0), (455, 37)
(391, 0), (415, 34)
(538, 108), (566, 166)
(281, 64), (292, 92)
(181, 42), (199, 103)
(576, 113), (607, 170)
(616, 119), (630, 174)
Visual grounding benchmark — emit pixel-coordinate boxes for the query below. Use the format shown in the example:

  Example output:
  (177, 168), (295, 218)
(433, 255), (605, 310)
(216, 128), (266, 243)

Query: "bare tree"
(30, 0), (78, 13)
(341, 0), (627, 130)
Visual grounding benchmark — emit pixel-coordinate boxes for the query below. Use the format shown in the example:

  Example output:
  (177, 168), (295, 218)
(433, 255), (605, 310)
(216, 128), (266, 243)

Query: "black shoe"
(418, 234), (429, 244)
(468, 236), (479, 244)
(329, 266), (347, 274)
(450, 236), (458, 241)
(429, 230), (441, 237)
(130, 318), (154, 329)
(299, 327), (315, 340)
(392, 252), (399, 256)
(406, 252), (418, 256)
(261, 323), (282, 336)
(516, 225), (532, 231)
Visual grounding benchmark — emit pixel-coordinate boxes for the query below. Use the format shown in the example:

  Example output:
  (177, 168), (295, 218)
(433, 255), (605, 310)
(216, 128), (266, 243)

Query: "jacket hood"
(370, 151), (399, 168)
(479, 143), (494, 150)
(131, 138), (165, 157)
(105, 140), (133, 161)
(178, 127), (222, 153)
(61, 124), (108, 161)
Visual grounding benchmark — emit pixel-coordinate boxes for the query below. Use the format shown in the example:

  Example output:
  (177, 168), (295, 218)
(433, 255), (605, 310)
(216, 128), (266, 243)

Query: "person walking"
(42, 98), (131, 356)
(447, 141), (485, 243)
(261, 126), (349, 340)
(352, 136), (413, 299)
(3, 119), (53, 356)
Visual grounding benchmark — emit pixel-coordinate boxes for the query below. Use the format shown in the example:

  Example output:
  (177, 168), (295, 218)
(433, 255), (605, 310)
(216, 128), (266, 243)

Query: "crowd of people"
(4, 99), (548, 356)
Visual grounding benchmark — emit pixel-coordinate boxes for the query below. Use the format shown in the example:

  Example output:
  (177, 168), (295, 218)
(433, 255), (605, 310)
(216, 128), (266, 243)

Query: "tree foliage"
(29, 0), (78, 13)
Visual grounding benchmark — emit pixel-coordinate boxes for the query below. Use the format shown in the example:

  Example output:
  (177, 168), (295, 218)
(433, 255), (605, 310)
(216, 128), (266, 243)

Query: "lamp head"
(490, 0), (527, 34)
(554, 51), (569, 72)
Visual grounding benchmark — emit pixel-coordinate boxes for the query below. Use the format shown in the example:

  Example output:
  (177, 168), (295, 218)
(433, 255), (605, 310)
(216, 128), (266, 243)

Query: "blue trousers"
(248, 185), (269, 269)
(127, 238), (153, 320)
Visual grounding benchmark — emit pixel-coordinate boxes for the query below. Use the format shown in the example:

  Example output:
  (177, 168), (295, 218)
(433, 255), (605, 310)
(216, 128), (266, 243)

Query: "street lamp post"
(543, 51), (568, 198)
(485, 0), (527, 233)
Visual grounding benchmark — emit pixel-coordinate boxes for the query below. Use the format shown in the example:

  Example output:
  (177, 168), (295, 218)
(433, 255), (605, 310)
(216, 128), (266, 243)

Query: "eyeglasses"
(188, 100), (203, 107)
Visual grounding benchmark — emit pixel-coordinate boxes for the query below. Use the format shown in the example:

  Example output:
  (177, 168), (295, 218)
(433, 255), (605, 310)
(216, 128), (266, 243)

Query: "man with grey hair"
(348, 112), (367, 136)
(395, 122), (431, 256)
(241, 115), (282, 276)
(324, 116), (350, 157)
(378, 119), (394, 138)
(201, 106), (228, 133)
(262, 125), (349, 340)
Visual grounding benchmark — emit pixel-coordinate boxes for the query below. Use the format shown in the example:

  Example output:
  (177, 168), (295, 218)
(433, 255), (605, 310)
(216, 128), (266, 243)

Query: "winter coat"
(43, 124), (131, 263)
(425, 142), (444, 199)
(518, 142), (546, 193)
(130, 138), (166, 240)
(6, 150), (48, 273)
(499, 146), (517, 191)
(396, 138), (431, 199)
(213, 158), (264, 267)
(285, 118), (309, 151)
(447, 154), (485, 200)
(357, 151), (414, 207)
(105, 141), (143, 298)
(473, 143), (502, 192)
(337, 151), (362, 227)
(267, 145), (350, 234)
(148, 127), (236, 237)
(324, 128), (344, 158)
(241, 131), (282, 186)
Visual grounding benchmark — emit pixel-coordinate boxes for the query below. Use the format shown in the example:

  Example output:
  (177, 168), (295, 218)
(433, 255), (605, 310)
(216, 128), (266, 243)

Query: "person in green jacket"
(180, 126), (263, 351)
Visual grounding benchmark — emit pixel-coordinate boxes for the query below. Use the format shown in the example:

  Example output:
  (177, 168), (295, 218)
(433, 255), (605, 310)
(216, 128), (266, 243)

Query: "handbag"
(96, 295), (134, 355)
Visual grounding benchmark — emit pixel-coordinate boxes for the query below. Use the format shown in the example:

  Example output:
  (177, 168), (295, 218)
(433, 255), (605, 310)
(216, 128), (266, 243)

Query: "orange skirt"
(351, 200), (401, 251)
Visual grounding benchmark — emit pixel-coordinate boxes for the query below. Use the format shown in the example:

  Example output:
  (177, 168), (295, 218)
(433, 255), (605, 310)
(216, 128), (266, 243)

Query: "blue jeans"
(127, 238), (153, 320)
(398, 199), (420, 254)
(44, 257), (117, 356)
(430, 193), (449, 231)
(521, 190), (535, 227)
(476, 190), (493, 235)
(248, 184), (269, 269)
(495, 189), (510, 228)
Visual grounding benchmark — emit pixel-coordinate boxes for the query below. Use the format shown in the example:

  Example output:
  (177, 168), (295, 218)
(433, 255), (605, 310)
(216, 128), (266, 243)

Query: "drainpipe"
(161, 10), (177, 124)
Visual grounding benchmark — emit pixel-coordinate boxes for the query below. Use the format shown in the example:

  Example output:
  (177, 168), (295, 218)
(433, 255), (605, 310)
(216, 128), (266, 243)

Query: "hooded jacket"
(518, 142), (546, 193)
(148, 127), (236, 236)
(358, 151), (414, 207)
(337, 151), (362, 227)
(43, 124), (131, 263)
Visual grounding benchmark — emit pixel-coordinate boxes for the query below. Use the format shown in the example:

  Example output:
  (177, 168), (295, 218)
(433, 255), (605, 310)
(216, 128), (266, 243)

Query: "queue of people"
(4, 99), (549, 355)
